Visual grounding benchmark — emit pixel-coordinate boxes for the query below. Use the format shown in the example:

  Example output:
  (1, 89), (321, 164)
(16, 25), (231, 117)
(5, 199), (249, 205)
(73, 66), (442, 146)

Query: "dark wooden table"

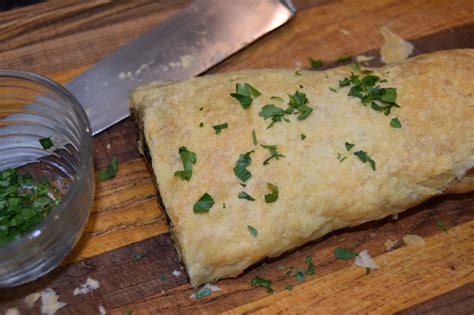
(0, 0), (473, 313)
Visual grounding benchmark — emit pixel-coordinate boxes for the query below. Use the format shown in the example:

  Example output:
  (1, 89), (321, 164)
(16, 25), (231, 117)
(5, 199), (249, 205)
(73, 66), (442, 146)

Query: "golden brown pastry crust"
(130, 49), (474, 287)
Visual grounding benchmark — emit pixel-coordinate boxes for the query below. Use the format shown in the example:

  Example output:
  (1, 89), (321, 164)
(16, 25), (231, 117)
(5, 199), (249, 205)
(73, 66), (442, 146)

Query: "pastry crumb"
(191, 283), (221, 299)
(24, 292), (41, 308)
(379, 26), (413, 64)
(354, 250), (379, 270)
(356, 55), (375, 63)
(99, 304), (106, 315)
(6, 308), (20, 315)
(403, 234), (426, 246)
(384, 239), (398, 251)
(73, 277), (100, 296)
(40, 288), (67, 315)
(172, 270), (181, 277)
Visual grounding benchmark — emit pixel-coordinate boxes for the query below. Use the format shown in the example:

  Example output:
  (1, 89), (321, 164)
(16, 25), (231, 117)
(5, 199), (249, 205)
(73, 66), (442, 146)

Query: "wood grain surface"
(0, 0), (473, 314)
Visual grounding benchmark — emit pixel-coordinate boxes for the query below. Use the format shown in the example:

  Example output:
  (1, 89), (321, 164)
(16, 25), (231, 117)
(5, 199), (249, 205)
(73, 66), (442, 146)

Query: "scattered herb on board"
(250, 276), (274, 293)
(345, 142), (355, 151)
(193, 193), (214, 213)
(285, 284), (294, 291)
(123, 311), (132, 315)
(159, 274), (166, 281)
(271, 96), (284, 102)
(339, 73), (399, 115)
(287, 91), (313, 120)
(194, 287), (212, 299)
(239, 191), (255, 201)
(199, 122), (204, 127)
(174, 147), (197, 181)
(213, 123), (228, 134)
(99, 156), (118, 181)
(390, 117), (402, 128)
(233, 151), (253, 182)
(329, 87), (337, 93)
(264, 183), (279, 203)
(0, 169), (59, 244)
(354, 150), (376, 171)
(305, 255), (315, 275)
(230, 83), (261, 109)
(133, 252), (146, 261)
(333, 247), (358, 260)
(39, 137), (53, 150)
(337, 55), (352, 63)
(261, 144), (285, 165)
(301, 134), (306, 140)
(436, 220), (448, 233)
(259, 104), (288, 128)
(308, 58), (323, 69)
(252, 129), (257, 145)
(247, 225), (258, 237)
(294, 270), (305, 282)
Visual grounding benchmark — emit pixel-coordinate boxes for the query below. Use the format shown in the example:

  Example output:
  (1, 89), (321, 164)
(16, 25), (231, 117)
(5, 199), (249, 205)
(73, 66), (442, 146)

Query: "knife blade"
(66, 0), (296, 135)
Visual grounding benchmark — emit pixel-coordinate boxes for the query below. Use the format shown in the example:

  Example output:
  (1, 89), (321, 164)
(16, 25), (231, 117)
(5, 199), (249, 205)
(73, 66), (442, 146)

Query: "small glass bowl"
(0, 69), (94, 287)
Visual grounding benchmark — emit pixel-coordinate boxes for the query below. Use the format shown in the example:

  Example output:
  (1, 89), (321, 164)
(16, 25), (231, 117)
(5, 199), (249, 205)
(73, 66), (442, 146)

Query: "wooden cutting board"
(1, 0), (473, 313)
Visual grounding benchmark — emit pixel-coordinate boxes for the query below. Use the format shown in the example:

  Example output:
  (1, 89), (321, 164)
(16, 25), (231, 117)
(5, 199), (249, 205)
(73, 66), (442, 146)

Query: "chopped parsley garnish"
(230, 83), (261, 109)
(333, 247), (357, 260)
(259, 104), (288, 128)
(345, 142), (355, 151)
(305, 255), (315, 275)
(301, 134), (306, 140)
(0, 169), (59, 244)
(337, 55), (352, 63)
(239, 191), (255, 201)
(247, 225), (258, 237)
(295, 70), (301, 76)
(233, 151), (253, 182)
(39, 137), (53, 150)
(349, 61), (361, 73)
(264, 182), (279, 203)
(261, 144), (285, 165)
(271, 96), (283, 102)
(294, 270), (305, 282)
(213, 123), (228, 134)
(250, 276), (274, 293)
(436, 220), (448, 233)
(159, 274), (166, 281)
(174, 147), (197, 181)
(329, 87), (337, 93)
(287, 91), (313, 120)
(390, 117), (402, 128)
(133, 252), (146, 261)
(308, 58), (323, 69)
(199, 122), (204, 127)
(337, 153), (347, 162)
(252, 129), (257, 145)
(354, 150), (376, 171)
(339, 73), (399, 115)
(193, 192), (214, 213)
(123, 311), (132, 315)
(194, 287), (212, 299)
(285, 284), (293, 291)
(99, 156), (118, 181)
(223, 203), (226, 209)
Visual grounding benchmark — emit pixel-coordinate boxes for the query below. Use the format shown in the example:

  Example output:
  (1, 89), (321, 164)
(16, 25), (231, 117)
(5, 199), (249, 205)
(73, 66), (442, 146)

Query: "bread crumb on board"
(403, 234), (426, 246)
(379, 26), (414, 64)
(73, 277), (100, 296)
(356, 55), (375, 63)
(354, 250), (379, 270)
(40, 288), (67, 315)
(5, 308), (20, 315)
(384, 239), (399, 251)
(24, 292), (41, 308)
(99, 304), (106, 315)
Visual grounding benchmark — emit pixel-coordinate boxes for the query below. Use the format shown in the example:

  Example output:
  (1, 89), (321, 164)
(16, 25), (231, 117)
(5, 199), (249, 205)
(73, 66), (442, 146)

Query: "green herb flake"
(233, 151), (253, 182)
(199, 107), (204, 111)
(199, 122), (204, 128)
(39, 137), (53, 150)
(305, 255), (315, 276)
(193, 192), (214, 213)
(159, 274), (166, 281)
(99, 156), (118, 181)
(301, 134), (306, 140)
(337, 55), (352, 63)
(264, 182), (279, 203)
(329, 87), (337, 93)
(271, 96), (284, 102)
(247, 225), (258, 237)
(390, 117), (402, 128)
(123, 311), (133, 315)
(345, 142), (355, 151)
(230, 83), (261, 109)
(308, 58), (323, 69)
(261, 144), (285, 165)
(436, 220), (448, 233)
(285, 284), (294, 291)
(194, 287), (212, 299)
(250, 276), (274, 293)
(294, 270), (305, 282)
(133, 252), (146, 261)
(213, 123), (228, 134)
(333, 247), (358, 260)
(354, 150), (376, 171)
(349, 61), (362, 73)
(252, 129), (257, 146)
(174, 147), (197, 181)
(239, 191), (255, 201)
(259, 104), (286, 128)
(287, 91), (313, 120)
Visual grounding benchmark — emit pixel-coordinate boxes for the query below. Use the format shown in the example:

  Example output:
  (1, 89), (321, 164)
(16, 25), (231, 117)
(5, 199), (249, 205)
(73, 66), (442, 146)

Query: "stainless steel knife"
(66, 0), (296, 135)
